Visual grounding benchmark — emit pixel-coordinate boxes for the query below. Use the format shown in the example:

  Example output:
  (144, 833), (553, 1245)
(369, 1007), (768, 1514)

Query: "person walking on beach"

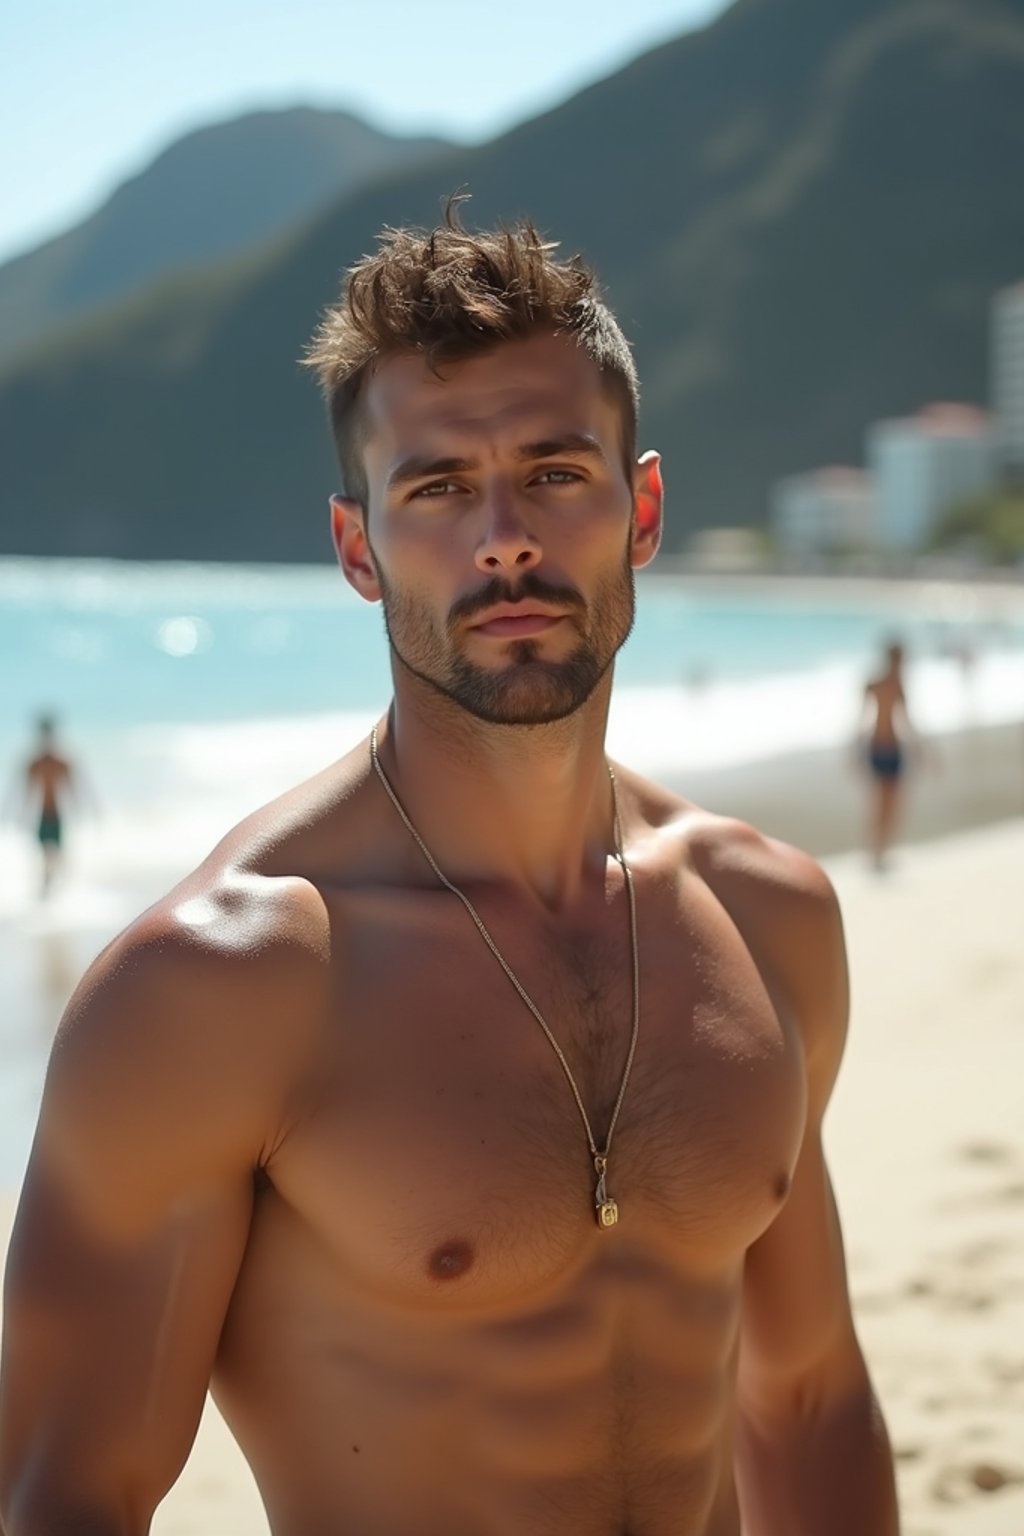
(0, 203), (899, 1536)
(12, 714), (79, 897)
(860, 640), (914, 870)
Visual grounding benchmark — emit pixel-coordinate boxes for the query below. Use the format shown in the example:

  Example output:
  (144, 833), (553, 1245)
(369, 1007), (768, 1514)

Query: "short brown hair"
(303, 198), (639, 505)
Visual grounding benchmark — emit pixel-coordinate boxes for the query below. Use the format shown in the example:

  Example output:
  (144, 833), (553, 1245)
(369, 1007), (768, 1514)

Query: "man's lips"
(469, 605), (569, 638)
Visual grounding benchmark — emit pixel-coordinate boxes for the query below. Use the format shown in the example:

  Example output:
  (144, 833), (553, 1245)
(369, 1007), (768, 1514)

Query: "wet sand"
(668, 719), (1024, 859)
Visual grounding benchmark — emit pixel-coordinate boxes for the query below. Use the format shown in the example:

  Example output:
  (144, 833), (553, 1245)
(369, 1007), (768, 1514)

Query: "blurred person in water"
(7, 714), (84, 897)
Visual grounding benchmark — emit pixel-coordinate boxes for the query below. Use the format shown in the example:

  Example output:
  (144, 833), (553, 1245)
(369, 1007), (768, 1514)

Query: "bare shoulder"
(622, 768), (849, 1102)
(685, 808), (837, 917)
(41, 863), (332, 1213)
(690, 812), (848, 1099)
(619, 765), (835, 907)
(64, 859), (331, 1042)
(69, 739), (370, 1054)
(59, 739), (372, 1079)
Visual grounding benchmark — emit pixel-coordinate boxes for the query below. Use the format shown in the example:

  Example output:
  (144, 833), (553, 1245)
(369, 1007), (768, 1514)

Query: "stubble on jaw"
(370, 543), (637, 729)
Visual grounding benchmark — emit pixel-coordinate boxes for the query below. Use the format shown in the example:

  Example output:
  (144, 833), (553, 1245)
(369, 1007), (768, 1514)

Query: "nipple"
(772, 1169), (792, 1203)
(427, 1239), (475, 1281)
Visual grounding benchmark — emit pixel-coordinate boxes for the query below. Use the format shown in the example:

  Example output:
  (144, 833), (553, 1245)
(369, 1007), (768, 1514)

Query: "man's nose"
(474, 486), (542, 574)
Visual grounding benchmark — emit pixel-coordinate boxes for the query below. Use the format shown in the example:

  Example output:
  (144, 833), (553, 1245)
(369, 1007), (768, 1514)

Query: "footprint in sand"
(898, 1271), (999, 1312)
(957, 1141), (1017, 1166)
(986, 1356), (1024, 1387)
(905, 1276), (934, 1297)
(968, 953), (1015, 989)
(955, 1238), (1009, 1268)
(943, 1290), (996, 1313)
(936, 1179), (1024, 1215)
(930, 1460), (1024, 1504)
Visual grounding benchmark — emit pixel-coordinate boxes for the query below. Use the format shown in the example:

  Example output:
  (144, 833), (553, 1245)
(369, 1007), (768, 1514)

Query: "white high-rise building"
(991, 282), (1024, 476)
(866, 404), (994, 552)
(770, 467), (875, 559)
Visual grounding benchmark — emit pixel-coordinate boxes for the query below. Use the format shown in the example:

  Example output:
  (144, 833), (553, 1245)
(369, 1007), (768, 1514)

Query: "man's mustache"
(448, 573), (586, 629)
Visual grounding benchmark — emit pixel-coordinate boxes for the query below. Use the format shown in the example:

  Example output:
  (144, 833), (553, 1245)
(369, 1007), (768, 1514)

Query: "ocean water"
(2, 557), (1023, 861)
(1, 557), (1023, 1181)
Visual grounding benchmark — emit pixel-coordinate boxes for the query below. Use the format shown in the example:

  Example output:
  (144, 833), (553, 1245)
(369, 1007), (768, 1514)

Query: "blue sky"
(1, 0), (730, 267)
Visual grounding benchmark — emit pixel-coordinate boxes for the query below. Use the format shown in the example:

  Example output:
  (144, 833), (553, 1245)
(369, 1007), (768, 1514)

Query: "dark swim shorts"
(37, 812), (62, 847)
(869, 746), (903, 781)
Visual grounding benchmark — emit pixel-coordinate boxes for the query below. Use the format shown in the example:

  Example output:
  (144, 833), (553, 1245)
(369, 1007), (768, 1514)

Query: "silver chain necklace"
(370, 725), (640, 1228)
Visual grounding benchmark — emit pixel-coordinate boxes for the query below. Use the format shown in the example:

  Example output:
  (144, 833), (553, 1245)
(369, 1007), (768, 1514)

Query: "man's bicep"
(738, 1127), (864, 1423)
(1, 1149), (253, 1513)
(0, 932), (264, 1522)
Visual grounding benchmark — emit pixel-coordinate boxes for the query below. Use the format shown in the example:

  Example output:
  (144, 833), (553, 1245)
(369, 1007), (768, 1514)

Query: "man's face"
(335, 332), (660, 727)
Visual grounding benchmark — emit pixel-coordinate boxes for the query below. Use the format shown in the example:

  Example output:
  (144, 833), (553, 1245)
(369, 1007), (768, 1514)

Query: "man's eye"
(535, 469), (582, 486)
(414, 480), (460, 499)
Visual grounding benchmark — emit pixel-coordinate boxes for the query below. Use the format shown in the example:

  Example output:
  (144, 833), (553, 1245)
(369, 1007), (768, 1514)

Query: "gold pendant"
(594, 1155), (618, 1228)
(597, 1199), (619, 1228)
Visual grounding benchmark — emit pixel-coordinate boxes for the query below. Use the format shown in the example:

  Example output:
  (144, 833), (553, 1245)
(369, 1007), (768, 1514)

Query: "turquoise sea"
(3, 556), (1022, 733)
(3, 551), (1022, 908)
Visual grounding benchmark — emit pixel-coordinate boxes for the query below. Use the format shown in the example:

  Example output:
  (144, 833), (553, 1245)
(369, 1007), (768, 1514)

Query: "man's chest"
(266, 878), (807, 1302)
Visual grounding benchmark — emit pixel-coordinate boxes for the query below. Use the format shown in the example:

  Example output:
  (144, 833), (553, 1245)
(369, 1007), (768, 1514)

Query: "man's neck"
(377, 678), (619, 912)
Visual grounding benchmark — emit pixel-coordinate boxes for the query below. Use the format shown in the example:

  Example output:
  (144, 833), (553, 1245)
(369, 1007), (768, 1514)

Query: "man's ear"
(330, 495), (380, 602)
(631, 451), (663, 569)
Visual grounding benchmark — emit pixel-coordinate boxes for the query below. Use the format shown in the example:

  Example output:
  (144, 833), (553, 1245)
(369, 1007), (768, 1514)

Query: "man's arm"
(697, 824), (899, 1535)
(736, 1139), (898, 1532)
(0, 876), (326, 1534)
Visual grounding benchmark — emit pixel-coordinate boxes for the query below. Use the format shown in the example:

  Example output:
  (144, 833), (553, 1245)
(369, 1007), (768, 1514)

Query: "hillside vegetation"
(0, 107), (450, 366)
(2, 0), (1023, 560)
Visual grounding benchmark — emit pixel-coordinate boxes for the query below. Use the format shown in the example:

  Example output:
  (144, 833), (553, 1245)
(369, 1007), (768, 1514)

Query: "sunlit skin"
(0, 333), (898, 1535)
(337, 336), (649, 760)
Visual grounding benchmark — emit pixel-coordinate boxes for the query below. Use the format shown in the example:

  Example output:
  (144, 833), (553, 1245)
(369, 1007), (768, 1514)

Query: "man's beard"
(371, 544), (636, 727)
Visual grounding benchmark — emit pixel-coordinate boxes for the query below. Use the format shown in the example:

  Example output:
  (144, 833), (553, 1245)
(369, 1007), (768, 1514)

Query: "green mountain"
(2, 0), (1024, 561)
(0, 107), (450, 365)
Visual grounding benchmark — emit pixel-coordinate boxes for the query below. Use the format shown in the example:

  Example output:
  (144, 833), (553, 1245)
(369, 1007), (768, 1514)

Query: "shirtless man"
(0, 207), (899, 1535)
(860, 641), (913, 870)
(18, 715), (77, 896)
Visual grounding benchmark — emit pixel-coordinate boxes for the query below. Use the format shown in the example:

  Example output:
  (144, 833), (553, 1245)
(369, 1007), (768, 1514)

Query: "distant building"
(770, 466), (875, 560)
(686, 526), (766, 573)
(991, 282), (1024, 477)
(866, 404), (994, 552)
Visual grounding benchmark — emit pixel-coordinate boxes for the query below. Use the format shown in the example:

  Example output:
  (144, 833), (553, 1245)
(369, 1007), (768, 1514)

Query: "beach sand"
(824, 824), (1024, 1535)
(673, 718), (1024, 859)
(1, 812), (1022, 1533)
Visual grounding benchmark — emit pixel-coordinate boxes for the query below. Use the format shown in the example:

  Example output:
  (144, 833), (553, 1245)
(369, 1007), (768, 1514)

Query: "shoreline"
(642, 564), (1024, 616)
(3, 551), (1022, 603)
(663, 718), (1024, 859)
